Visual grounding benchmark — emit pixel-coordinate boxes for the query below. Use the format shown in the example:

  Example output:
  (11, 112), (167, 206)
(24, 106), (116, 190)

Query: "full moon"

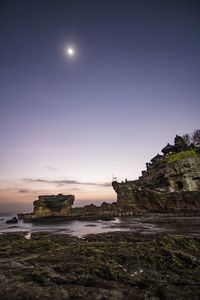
(66, 47), (75, 56)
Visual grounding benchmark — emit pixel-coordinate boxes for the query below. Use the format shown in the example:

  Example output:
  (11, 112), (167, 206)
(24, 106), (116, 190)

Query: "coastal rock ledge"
(112, 135), (200, 213)
(19, 195), (120, 222)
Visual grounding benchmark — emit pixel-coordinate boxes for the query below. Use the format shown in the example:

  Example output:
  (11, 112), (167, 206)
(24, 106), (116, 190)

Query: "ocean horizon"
(0, 199), (115, 214)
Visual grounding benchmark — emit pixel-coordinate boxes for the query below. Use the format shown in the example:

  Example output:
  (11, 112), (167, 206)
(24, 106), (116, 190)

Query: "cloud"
(24, 178), (111, 187)
(18, 189), (30, 193)
(0, 187), (35, 194)
(18, 188), (42, 194)
(46, 166), (59, 172)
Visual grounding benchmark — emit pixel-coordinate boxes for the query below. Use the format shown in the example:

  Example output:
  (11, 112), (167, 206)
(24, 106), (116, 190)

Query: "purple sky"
(0, 0), (200, 212)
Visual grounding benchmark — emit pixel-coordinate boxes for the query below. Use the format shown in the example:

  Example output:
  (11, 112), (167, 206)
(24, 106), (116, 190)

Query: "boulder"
(6, 217), (18, 224)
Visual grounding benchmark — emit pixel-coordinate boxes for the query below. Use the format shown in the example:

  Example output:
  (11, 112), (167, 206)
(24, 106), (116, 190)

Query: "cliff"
(112, 144), (200, 213)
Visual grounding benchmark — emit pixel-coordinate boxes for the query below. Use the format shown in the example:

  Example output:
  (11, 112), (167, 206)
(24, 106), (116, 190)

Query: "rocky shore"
(0, 231), (200, 299)
(19, 135), (200, 224)
(4, 133), (199, 299)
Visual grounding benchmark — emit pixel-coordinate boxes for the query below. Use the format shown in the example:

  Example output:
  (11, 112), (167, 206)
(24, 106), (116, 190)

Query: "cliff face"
(112, 153), (200, 212)
(140, 156), (200, 192)
(33, 194), (74, 217)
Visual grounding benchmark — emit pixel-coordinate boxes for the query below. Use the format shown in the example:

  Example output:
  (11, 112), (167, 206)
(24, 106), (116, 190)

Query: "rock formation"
(20, 134), (200, 222)
(19, 194), (75, 221)
(6, 217), (18, 224)
(33, 194), (74, 217)
(112, 135), (200, 213)
(20, 195), (120, 222)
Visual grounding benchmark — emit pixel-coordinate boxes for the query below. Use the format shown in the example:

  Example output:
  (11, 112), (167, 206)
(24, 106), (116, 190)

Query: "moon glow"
(66, 47), (75, 56)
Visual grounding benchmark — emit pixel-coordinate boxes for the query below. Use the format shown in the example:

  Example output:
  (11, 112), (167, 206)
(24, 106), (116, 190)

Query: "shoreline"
(1, 214), (200, 238)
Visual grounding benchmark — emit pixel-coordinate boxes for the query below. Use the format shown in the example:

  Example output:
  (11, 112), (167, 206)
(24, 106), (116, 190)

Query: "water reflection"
(1, 213), (200, 238)
(118, 215), (200, 237)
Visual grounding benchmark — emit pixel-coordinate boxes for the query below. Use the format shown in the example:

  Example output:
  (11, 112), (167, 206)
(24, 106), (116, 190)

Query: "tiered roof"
(161, 143), (176, 154)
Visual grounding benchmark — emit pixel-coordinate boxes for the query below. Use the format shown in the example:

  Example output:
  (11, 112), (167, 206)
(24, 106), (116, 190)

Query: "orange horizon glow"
(0, 192), (116, 213)
(0, 182), (116, 211)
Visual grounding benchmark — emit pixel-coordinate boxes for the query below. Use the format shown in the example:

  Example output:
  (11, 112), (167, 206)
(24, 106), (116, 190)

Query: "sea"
(0, 212), (126, 238)
(1, 212), (200, 238)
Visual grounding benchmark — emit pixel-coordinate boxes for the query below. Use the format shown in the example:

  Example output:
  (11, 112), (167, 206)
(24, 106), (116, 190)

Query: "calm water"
(1, 213), (200, 238)
(0, 213), (126, 237)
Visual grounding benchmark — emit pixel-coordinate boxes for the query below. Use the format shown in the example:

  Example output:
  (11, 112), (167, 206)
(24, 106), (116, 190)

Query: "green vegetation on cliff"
(165, 149), (197, 163)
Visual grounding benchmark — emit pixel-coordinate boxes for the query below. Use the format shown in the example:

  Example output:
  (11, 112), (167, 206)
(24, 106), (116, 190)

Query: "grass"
(165, 149), (197, 163)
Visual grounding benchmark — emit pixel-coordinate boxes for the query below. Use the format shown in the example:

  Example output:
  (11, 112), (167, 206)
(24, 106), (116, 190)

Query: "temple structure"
(112, 135), (200, 212)
(161, 135), (190, 155)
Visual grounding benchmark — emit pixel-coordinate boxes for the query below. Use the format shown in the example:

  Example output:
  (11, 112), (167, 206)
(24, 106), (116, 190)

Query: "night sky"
(0, 0), (200, 211)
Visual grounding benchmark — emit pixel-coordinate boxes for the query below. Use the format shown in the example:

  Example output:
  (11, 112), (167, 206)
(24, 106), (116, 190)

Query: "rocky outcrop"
(6, 217), (18, 224)
(25, 194), (74, 220)
(112, 145), (200, 213)
(68, 202), (119, 221)
(21, 195), (120, 222)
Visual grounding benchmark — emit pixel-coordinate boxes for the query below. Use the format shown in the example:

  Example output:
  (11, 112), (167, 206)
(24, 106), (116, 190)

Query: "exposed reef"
(112, 135), (200, 213)
(0, 232), (200, 299)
